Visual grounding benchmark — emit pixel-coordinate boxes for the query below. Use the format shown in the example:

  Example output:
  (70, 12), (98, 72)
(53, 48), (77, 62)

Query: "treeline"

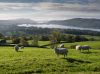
(0, 25), (100, 36)
(0, 30), (97, 47)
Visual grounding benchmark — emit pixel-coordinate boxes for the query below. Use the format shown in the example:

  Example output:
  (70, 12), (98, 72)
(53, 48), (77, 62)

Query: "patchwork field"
(0, 41), (100, 74)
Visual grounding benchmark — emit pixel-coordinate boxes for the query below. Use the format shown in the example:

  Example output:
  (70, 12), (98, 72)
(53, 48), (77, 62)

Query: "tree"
(49, 30), (62, 48)
(0, 33), (4, 39)
(32, 35), (39, 46)
(20, 37), (29, 46)
(40, 35), (49, 41)
(74, 35), (88, 42)
(65, 35), (75, 42)
(50, 30), (62, 43)
(49, 34), (58, 49)
(0, 39), (6, 45)
(12, 37), (20, 44)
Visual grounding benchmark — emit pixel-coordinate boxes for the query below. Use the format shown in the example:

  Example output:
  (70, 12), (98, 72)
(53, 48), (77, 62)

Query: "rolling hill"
(46, 18), (100, 29)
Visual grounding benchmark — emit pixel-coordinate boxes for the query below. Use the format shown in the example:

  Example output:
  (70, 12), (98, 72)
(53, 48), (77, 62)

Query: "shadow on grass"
(17, 51), (23, 52)
(81, 51), (98, 54)
(63, 57), (91, 63)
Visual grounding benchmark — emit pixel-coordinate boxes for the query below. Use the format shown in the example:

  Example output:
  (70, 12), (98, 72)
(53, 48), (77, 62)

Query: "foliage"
(31, 35), (39, 46)
(0, 33), (4, 39)
(1, 25), (100, 37)
(0, 39), (6, 45)
(74, 35), (88, 42)
(40, 35), (49, 41)
(20, 37), (29, 46)
(11, 37), (20, 44)
(49, 30), (62, 48)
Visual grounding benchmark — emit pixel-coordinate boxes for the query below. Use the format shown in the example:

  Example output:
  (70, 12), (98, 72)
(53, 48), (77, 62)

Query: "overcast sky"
(0, 0), (100, 22)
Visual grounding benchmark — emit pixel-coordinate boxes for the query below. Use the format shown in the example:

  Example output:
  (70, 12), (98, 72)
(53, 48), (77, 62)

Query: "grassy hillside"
(0, 41), (100, 73)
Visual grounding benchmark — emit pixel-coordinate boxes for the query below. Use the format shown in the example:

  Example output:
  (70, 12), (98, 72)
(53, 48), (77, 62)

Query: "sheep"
(59, 43), (64, 48)
(76, 45), (91, 52)
(20, 46), (24, 49)
(14, 45), (19, 52)
(54, 47), (68, 58)
(81, 45), (91, 52)
(76, 45), (81, 51)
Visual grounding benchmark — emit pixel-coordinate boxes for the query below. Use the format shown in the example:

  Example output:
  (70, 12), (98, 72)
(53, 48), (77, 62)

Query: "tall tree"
(32, 35), (39, 46)
(49, 30), (62, 48)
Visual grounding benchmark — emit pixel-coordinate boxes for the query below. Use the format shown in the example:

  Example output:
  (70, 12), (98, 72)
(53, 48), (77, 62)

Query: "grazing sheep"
(76, 45), (91, 52)
(20, 46), (24, 49)
(54, 47), (68, 58)
(14, 45), (19, 52)
(81, 45), (91, 52)
(76, 45), (81, 51)
(59, 43), (64, 48)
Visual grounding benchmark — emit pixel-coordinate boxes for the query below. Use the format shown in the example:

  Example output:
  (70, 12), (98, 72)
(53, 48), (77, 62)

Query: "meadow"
(0, 41), (100, 74)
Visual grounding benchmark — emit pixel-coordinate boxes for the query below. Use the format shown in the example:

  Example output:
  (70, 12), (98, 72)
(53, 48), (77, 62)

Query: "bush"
(31, 35), (39, 46)
(12, 38), (20, 44)
(40, 35), (49, 41)
(0, 39), (6, 45)
(20, 37), (29, 46)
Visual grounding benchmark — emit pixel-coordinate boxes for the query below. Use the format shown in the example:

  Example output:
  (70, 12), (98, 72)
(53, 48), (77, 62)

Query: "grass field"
(0, 41), (100, 74)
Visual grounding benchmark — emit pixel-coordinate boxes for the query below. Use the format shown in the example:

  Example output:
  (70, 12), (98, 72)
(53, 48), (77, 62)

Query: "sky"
(0, 0), (100, 22)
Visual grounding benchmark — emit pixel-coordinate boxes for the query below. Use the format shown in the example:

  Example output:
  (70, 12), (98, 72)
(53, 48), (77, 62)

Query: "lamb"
(54, 47), (68, 58)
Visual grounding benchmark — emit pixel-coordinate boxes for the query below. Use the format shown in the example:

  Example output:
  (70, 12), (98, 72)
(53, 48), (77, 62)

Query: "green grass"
(0, 41), (100, 74)
(28, 40), (49, 46)
(63, 41), (100, 49)
(82, 35), (100, 41)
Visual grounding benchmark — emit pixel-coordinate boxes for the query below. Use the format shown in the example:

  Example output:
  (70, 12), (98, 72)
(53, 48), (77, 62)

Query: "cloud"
(0, 2), (100, 13)
(0, 0), (100, 4)
(0, 0), (100, 21)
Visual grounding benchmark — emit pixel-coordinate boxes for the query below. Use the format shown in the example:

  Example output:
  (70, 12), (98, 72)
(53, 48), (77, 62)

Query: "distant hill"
(46, 18), (100, 29)
(0, 19), (37, 25)
(0, 18), (100, 29)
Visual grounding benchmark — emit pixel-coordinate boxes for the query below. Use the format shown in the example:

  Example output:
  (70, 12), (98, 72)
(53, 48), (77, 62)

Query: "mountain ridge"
(46, 18), (100, 29)
(0, 18), (100, 29)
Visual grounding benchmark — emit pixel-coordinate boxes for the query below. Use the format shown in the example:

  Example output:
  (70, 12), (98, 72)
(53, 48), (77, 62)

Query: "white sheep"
(76, 45), (81, 51)
(59, 43), (64, 48)
(54, 47), (68, 58)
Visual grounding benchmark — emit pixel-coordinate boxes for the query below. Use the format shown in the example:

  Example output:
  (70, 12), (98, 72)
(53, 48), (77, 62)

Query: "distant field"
(0, 41), (100, 73)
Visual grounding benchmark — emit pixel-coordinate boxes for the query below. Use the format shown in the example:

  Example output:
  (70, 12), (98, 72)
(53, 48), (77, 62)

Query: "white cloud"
(0, 2), (100, 21)
(0, 2), (100, 12)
